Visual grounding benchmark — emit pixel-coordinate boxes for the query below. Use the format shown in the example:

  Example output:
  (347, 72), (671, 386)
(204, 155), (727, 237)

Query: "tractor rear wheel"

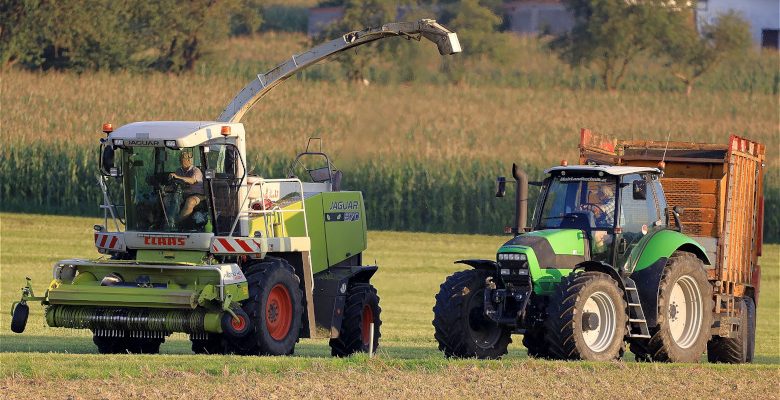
(329, 282), (382, 357)
(432, 269), (511, 359)
(707, 297), (754, 363)
(228, 260), (303, 356)
(544, 271), (627, 361)
(632, 252), (713, 363)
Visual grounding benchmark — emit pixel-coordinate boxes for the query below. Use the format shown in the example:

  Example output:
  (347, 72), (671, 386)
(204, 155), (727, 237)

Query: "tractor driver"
(581, 183), (616, 228)
(169, 151), (205, 222)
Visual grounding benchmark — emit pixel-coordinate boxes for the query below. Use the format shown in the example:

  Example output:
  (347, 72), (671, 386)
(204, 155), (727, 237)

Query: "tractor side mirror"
(632, 180), (647, 200)
(100, 144), (120, 177)
(495, 177), (507, 197)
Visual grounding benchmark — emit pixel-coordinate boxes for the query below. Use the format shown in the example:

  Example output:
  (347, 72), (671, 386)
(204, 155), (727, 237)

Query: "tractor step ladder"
(623, 278), (651, 339)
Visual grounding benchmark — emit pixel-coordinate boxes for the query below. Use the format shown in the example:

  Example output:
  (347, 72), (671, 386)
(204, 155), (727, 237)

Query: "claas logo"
(143, 236), (186, 246)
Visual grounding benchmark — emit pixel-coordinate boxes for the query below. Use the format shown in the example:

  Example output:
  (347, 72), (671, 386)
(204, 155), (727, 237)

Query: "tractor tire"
(707, 297), (755, 364)
(432, 269), (512, 359)
(10, 303), (29, 333)
(329, 282), (382, 357)
(544, 271), (627, 361)
(228, 260), (303, 356)
(632, 252), (713, 363)
(191, 334), (224, 355)
(522, 324), (550, 359)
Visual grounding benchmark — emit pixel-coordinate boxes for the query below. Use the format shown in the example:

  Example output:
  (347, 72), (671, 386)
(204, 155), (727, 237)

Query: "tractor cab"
(533, 165), (667, 267)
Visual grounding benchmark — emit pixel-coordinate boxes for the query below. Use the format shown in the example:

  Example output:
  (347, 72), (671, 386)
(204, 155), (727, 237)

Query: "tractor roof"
(545, 165), (660, 176)
(109, 121), (244, 148)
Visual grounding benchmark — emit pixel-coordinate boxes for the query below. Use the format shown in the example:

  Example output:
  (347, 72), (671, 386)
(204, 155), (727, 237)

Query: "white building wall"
(697, 0), (780, 45)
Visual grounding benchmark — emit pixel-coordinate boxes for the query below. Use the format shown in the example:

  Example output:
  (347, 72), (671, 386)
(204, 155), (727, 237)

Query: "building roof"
(545, 165), (660, 176)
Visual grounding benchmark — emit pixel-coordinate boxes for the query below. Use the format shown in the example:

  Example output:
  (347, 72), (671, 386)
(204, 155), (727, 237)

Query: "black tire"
(191, 334), (224, 355)
(632, 252), (713, 363)
(707, 297), (754, 363)
(432, 269), (511, 359)
(11, 303), (29, 334)
(329, 283), (382, 357)
(745, 296), (756, 363)
(544, 271), (627, 361)
(228, 260), (303, 356)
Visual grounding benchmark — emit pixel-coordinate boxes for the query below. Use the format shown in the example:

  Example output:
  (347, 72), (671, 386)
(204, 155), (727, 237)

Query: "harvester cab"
(11, 19), (461, 357)
(434, 131), (764, 364)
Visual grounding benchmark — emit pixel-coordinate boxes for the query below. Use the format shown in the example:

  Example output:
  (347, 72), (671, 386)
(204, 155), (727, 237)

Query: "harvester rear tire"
(191, 334), (224, 355)
(229, 260), (303, 356)
(635, 252), (713, 363)
(432, 269), (511, 359)
(707, 297), (754, 363)
(329, 283), (382, 357)
(544, 271), (627, 361)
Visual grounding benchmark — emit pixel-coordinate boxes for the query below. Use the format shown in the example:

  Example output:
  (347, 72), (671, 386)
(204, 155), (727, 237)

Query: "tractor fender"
(573, 261), (626, 291)
(312, 265), (378, 339)
(631, 229), (710, 273)
(455, 259), (499, 271)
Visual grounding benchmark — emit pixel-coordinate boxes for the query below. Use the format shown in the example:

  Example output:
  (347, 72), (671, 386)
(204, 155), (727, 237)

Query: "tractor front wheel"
(544, 271), (627, 361)
(329, 282), (382, 357)
(432, 269), (511, 359)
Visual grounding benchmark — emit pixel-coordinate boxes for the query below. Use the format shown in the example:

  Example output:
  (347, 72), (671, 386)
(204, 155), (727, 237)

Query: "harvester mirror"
(495, 177), (507, 197)
(632, 180), (647, 200)
(100, 144), (117, 176)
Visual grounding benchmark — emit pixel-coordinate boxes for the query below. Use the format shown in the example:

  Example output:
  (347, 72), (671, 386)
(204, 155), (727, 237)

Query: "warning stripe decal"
(94, 233), (126, 252)
(211, 237), (263, 254)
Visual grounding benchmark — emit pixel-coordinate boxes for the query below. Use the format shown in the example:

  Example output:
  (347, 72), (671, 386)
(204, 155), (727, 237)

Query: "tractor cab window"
(537, 173), (618, 262)
(123, 146), (210, 233)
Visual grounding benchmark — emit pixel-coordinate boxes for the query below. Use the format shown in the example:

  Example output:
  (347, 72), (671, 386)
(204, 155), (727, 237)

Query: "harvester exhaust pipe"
(512, 163), (528, 234)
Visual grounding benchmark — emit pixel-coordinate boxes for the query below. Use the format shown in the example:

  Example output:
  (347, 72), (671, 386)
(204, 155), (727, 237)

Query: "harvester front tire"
(329, 283), (382, 357)
(233, 260), (303, 356)
(707, 297), (754, 364)
(544, 271), (627, 361)
(11, 303), (29, 334)
(638, 252), (713, 363)
(432, 269), (511, 359)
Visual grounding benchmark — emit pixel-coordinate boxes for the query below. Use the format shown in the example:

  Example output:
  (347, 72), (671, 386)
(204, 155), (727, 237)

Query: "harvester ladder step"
(622, 277), (651, 338)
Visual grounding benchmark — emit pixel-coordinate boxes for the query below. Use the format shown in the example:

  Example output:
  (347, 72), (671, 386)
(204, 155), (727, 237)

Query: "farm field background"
(0, 213), (778, 399)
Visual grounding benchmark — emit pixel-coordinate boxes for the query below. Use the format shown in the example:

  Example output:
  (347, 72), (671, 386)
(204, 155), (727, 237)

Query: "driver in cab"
(169, 151), (205, 222)
(581, 184), (615, 227)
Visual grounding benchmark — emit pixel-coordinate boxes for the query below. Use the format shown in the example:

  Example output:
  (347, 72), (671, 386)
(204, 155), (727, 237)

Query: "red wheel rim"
(361, 304), (374, 345)
(231, 315), (247, 332)
(266, 284), (293, 341)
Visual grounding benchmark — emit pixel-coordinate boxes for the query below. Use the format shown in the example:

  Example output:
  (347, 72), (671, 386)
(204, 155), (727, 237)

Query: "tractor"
(433, 130), (764, 363)
(10, 19), (461, 356)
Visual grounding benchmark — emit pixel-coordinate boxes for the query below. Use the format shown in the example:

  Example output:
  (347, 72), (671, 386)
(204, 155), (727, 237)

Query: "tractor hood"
(500, 230), (586, 269)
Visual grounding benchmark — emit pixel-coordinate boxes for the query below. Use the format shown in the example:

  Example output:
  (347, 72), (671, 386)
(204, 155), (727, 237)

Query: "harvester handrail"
(216, 19), (460, 123)
(228, 178), (309, 239)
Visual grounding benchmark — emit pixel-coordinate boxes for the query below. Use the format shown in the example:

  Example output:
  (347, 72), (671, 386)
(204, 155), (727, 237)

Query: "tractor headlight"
(53, 263), (77, 282)
(498, 253), (526, 261)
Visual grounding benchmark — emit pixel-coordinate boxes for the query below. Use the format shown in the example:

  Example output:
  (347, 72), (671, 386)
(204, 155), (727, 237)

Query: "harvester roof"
(545, 165), (660, 176)
(109, 121), (243, 148)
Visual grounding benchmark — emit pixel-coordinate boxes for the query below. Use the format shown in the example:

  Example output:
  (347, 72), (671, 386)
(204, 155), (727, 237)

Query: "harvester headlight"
(164, 140), (179, 149)
(113, 139), (124, 147)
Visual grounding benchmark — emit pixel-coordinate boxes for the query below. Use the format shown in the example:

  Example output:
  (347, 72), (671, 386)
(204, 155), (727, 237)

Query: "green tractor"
(10, 19), (461, 356)
(433, 132), (764, 363)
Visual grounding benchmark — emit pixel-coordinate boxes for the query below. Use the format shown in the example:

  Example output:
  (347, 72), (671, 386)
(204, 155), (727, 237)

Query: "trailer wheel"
(544, 271), (627, 361)
(432, 269), (511, 359)
(745, 296), (756, 362)
(329, 283), (382, 357)
(191, 334), (224, 355)
(642, 252), (713, 363)
(707, 297), (754, 363)
(230, 260), (303, 356)
(10, 303), (29, 334)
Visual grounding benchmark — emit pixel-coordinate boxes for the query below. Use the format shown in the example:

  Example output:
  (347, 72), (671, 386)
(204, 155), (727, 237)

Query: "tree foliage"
(550, 0), (675, 91)
(661, 10), (752, 96)
(0, 0), (258, 72)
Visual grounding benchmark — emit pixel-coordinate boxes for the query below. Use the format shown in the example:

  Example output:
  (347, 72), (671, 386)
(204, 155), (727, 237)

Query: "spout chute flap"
(217, 19), (461, 123)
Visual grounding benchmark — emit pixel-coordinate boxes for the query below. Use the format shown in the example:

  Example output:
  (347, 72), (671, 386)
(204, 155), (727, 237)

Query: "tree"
(549, 0), (675, 91)
(661, 11), (752, 96)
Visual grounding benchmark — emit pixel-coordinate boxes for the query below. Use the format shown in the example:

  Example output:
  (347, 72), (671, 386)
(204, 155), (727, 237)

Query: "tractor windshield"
(123, 146), (210, 233)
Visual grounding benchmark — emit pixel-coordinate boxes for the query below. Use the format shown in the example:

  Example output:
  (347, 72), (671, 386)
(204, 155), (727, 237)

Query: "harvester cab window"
(124, 146), (209, 233)
(204, 144), (243, 236)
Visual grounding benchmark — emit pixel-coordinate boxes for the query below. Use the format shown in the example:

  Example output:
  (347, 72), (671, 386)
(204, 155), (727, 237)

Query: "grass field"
(1, 213), (778, 399)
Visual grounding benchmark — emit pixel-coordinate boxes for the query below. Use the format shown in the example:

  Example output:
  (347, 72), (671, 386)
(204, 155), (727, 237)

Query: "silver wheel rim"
(668, 275), (703, 349)
(581, 291), (617, 353)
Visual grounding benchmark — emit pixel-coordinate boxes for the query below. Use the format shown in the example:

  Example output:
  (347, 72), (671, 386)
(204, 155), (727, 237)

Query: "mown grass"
(1, 213), (778, 398)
